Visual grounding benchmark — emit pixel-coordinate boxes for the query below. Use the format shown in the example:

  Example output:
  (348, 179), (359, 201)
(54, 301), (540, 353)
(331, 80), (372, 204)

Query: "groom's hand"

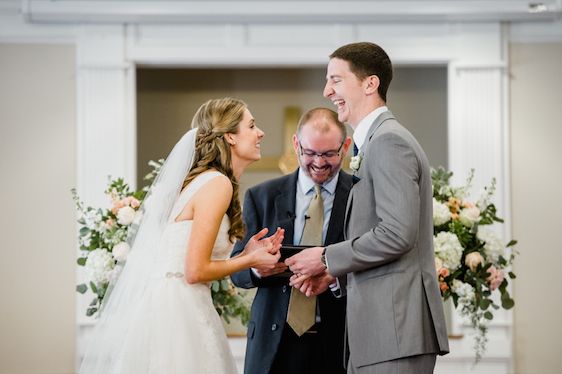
(285, 246), (326, 284)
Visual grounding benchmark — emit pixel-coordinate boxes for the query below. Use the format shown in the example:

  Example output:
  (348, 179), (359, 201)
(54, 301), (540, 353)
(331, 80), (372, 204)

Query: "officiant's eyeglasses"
(298, 140), (344, 160)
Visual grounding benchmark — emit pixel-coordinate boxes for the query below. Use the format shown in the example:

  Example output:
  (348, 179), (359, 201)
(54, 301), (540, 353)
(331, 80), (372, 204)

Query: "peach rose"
(462, 201), (475, 209)
(465, 252), (484, 272)
(437, 267), (450, 279)
(105, 218), (115, 230)
(111, 199), (126, 215)
(436, 266), (450, 294)
(448, 197), (461, 214)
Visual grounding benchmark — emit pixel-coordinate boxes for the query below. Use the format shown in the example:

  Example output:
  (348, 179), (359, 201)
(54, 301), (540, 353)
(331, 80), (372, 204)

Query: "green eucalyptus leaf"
(76, 284), (87, 294)
(86, 307), (98, 317)
(502, 297), (515, 309)
(89, 281), (98, 294)
(479, 299), (492, 310)
(211, 281), (220, 292)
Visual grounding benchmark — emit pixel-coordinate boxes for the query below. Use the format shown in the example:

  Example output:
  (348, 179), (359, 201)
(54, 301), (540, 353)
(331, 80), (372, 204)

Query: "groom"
(286, 42), (450, 373)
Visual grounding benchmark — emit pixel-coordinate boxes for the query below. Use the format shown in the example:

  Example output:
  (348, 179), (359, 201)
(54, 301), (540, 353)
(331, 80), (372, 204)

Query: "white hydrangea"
(82, 209), (103, 230)
(112, 242), (130, 262)
(434, 231), (463, 270)
(459, 206), (480, 228)
(85, 248), (115, 284)
(451, 279), (475, 307)
(433, 198), (452, 226)
(117, 206), (136, 226)
(477, 227), (505, 264)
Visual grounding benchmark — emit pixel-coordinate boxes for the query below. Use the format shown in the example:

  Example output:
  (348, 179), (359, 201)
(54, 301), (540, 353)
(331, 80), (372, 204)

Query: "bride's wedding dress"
(111, 171), (238, 374)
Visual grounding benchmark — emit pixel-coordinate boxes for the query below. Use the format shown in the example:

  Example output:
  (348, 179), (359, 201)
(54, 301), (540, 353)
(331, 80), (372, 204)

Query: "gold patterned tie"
(287, 184), (323, 336)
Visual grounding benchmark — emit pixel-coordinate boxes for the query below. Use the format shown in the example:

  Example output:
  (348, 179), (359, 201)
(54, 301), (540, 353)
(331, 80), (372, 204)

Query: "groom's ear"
(364, 75), (380, 96)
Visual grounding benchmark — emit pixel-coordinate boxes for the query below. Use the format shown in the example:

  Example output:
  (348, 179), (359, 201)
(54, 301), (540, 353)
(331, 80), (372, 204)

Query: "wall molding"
(20, 0), (562, 23)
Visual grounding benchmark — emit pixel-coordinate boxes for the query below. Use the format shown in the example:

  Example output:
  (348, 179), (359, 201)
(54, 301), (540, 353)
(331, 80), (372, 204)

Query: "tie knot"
(314, 184), (322, 196)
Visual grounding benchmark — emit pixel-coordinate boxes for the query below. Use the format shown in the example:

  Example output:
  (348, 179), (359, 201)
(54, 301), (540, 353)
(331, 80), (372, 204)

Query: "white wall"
(0, 44), (76, 374)
(510, 42), (562, 374)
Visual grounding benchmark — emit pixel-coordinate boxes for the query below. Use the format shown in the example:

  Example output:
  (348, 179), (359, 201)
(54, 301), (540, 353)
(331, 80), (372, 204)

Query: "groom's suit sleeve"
(326, 129), (421, 275)
(230, 186), (289, 289)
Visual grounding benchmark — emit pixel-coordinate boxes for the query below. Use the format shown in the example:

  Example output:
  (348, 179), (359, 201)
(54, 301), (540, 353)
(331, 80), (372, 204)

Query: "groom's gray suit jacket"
(326, 111), (450, 367)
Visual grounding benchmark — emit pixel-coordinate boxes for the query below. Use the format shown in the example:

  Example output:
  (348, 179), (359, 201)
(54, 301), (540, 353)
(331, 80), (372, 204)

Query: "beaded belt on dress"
(165, 272), (184, 278)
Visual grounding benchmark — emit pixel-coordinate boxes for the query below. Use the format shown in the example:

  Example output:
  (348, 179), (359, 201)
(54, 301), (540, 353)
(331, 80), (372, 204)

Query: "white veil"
(79, 127), (198, 373)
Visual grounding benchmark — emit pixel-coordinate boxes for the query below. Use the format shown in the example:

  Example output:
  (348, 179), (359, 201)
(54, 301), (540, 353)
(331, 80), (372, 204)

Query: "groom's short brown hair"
(329, 42), (393, 102)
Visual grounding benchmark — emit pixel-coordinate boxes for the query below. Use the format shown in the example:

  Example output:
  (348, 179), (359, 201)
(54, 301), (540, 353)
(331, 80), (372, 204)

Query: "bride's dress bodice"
(153, 171), (233, 278)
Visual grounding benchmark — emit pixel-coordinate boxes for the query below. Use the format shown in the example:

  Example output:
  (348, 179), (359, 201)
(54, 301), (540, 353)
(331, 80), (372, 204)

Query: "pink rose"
(129, 197), (140, 209)
(486, 266), (505, 291)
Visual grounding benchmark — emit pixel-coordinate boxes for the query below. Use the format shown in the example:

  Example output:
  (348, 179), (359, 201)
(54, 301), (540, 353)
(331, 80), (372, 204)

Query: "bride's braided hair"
(183, 98), (245, 242)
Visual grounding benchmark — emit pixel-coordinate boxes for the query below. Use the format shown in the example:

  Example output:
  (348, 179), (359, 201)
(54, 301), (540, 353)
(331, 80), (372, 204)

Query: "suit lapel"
(343, 111), (395, 237)
(274, 170), (298, 245)
(363, 110), (395, 149)
(326, 171), (353, 245)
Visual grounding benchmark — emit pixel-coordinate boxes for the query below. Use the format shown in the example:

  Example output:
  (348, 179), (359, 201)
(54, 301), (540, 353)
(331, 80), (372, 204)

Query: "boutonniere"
(349, 155), (362, 172)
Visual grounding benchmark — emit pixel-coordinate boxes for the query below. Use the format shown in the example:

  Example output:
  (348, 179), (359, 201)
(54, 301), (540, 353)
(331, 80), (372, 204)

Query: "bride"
(79, 97), (284, 374)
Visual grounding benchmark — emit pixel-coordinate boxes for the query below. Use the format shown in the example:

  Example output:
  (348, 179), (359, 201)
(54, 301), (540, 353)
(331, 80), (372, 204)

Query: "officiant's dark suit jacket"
(231, 169), (352, 374)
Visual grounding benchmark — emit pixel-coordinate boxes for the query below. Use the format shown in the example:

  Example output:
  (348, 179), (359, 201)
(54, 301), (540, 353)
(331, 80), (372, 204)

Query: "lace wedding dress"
(111, 171), (238, 374)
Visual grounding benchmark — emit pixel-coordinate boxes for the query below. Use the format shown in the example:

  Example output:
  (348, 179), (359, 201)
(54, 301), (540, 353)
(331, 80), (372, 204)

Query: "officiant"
(231, 107), (352, 374)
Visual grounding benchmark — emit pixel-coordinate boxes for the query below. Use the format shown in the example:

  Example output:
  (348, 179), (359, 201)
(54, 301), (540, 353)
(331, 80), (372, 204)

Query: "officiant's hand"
(285, 246), (325, 284)
(254, 262), (288, 277)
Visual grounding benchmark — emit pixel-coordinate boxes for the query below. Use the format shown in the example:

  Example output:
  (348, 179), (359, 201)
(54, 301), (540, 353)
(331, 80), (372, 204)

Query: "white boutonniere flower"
(350, 155), (362, 172)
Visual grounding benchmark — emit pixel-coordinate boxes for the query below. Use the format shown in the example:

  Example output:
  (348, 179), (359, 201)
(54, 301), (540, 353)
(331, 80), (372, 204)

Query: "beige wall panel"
(0, 44), (76, 374)
(510, 42), (562, 374)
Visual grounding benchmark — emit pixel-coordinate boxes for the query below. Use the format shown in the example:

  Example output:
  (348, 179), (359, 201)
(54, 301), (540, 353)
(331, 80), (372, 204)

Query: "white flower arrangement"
(431, 167), (517, 362)
(72, 161), (250, 324)
(72, 177), (144, 316)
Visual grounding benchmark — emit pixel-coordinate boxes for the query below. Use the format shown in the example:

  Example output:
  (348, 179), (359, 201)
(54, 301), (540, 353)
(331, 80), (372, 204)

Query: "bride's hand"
(244, 227), (284, 268)
(244, 227), (284, 255)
